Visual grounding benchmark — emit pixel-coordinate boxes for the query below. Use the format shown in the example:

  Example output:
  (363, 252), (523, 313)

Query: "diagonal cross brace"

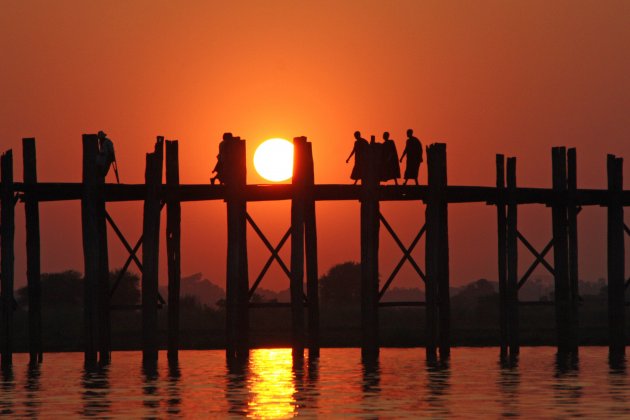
(518, 231), (555, 273)
(517, 234), (554, 290)
(246, 213), (292, 279)
(245, 213), (308, 303)
(517, 207), (582, 290)
(110, 235), (143, 298)
(378, 213), (426, 299)
(107, 204), (166, 305)
(106, 210), (142, 271)
(249, 227), (291, 298)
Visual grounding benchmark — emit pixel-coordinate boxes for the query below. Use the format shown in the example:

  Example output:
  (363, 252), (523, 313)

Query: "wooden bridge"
(0, 135), (628, 368)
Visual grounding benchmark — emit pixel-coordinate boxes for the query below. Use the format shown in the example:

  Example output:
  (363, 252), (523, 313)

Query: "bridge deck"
(10, 182), (630, 206)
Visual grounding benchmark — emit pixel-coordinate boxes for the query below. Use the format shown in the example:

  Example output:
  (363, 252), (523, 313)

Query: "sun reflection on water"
(247, 349), (296, 419)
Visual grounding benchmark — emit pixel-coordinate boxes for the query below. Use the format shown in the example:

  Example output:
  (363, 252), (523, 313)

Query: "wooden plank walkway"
(10, 182), (630, 205)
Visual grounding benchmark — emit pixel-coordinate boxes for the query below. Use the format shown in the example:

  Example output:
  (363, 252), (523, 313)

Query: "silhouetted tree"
(451, 278), (498, 322)
(16, 269), (141, 308)
(319, 261), (362, 307)
(109, 269), (141, 306)
(17, 270), (83, 308)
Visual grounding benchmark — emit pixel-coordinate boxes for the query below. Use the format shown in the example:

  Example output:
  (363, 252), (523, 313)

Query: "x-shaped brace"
(245, 213), (308, 303)
(248, 226), (291, 298)
(378, 213), (426, 300)
(517, 208), (583, 289)
(106, 207), (166, 305)
(246, 213), (293, 298)
(517, 232), (554, 290)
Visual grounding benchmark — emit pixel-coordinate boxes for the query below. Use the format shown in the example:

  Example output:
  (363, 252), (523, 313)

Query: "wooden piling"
(1, 151), (15, 368)
(97, 164), (110, 366)
(425, 145), (439, 360)
(225, 137), (248, 361)
(142, 138), (164, 364)
(506, 157), (519, 355)
(304, 141), (319, 357)
(22, 139), (43, 365)
(567, 148), (579, 353)
(81, 135), (100, 367)
(552, 147), (571, 354)
(496, 155), (508, 358)
(425, 144), (450, 359)
(435, 144), (450, 358)
(166, 140), (181, 363)
(360, 140), (380, 361)
(291, 137), (307, 357)
(607, 154), (625, 357)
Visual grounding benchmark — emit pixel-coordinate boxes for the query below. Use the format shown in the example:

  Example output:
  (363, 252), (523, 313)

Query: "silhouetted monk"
(346, 131), (369, 184)
(211, 132), (233, 185)
(96, 130), (118, 182)
(400, 129), (422, 185)
(381, 131), (400, 185)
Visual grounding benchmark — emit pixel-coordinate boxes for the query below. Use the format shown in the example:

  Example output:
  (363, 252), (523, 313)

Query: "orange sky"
(1, 1), (629, 291)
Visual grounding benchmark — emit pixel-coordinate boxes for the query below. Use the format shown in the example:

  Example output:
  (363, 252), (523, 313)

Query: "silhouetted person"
(369, 134), (386, 184)
(96, 131), (118, 182)
(346, 131), (368, 184)
(381, 131), (400, 185)
(400, 129), (422, 185)
(211, 132), (233, 185)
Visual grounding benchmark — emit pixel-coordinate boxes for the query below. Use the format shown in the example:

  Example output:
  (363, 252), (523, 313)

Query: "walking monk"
(211, 132), (234, 185)
(400, 129), (423, 185)
(380, 131), (400, 185)
(346, 131), (369, 185)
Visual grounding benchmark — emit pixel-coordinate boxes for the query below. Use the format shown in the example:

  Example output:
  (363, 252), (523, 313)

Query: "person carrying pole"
(97, 130), (119, 182)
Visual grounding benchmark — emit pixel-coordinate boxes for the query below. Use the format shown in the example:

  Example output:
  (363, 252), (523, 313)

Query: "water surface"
(1, 347), (628, 417)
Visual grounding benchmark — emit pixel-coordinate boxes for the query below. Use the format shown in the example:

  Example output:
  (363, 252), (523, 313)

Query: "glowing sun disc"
(254, 138), (294, 182)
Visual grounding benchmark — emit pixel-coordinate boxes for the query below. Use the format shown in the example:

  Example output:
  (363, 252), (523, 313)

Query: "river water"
(0, 347), (628, 418)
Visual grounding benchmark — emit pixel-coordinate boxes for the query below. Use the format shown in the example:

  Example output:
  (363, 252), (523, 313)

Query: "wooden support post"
(304, 141), (319, 357)
(1, 151), (15, 368)
(225, 136), (248, 361)
(433, 144), (450, 358)
(567, 148), (579, 353)
(81, 135), (100, 367)
(607, 154), (625, 357)
(142, 138), (164, 364)
(496, 154), (508, 358)
(425, 144), (451, 359)
(97, 165), (110, 367)
(291, 137), (307, 358)
(439, 147), (450, 359)
(425, 145), (439, 360)
(552, 147), (571, 354)
(360, 139), (380, 361)
(166, 140), (181, 363)
(506, 157), (519, 356)
(22, 138), (44, 366)
(23, 138), (43, 365)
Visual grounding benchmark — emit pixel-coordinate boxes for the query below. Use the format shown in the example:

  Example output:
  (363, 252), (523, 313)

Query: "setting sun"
(253, 138), (294, 182)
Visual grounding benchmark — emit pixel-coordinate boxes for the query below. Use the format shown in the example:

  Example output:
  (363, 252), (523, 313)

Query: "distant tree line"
(7, 262), (627, 351)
